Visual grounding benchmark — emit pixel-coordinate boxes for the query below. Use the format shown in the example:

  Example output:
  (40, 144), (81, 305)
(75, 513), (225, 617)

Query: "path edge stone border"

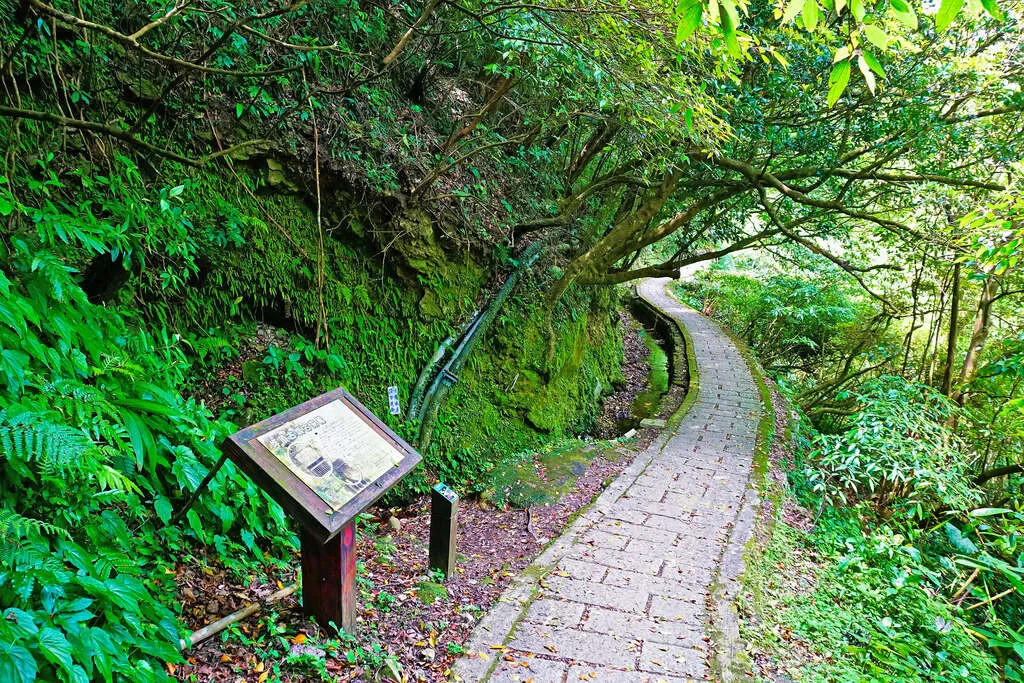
(452, 284), (702, 682)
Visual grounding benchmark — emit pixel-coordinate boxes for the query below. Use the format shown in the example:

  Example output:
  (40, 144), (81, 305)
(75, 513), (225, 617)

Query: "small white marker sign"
(387, 386), (401, 415)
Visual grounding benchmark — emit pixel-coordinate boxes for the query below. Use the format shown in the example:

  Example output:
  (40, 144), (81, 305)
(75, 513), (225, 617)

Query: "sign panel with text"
(223, 387), (421, 542)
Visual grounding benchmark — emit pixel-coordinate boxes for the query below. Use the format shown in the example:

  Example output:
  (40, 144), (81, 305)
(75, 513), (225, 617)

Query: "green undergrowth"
(483, 438), (619, 509)
(741, 516), (999, 682)
(414, 581), (448, 606)
(99, 153), (626, 502)
(422, 285), (623, 495)
(0, 128), (623, 681)
(675, 267), (1023, 682)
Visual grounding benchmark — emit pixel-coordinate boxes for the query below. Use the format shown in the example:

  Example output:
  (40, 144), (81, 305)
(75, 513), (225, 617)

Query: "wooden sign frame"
(223, 387), (422, 543)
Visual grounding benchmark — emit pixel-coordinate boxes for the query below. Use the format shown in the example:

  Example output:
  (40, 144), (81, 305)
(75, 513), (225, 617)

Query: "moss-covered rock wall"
(153, 165), (623, 497)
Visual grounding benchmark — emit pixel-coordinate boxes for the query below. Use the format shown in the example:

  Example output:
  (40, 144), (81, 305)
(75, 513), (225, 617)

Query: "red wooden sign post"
(299, 523), (357, 632)
(223, 387), (421, 634)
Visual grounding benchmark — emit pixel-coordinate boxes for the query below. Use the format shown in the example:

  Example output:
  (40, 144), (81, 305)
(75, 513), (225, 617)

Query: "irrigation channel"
(617, 296), (682, 433)
(479, 292), (688, 511)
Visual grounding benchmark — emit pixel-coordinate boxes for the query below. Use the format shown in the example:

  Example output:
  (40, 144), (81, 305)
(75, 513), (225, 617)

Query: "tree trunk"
(975, 463), (1024, 485)
(442, 76), (516, 152)
(951, 276), (999, 405)
(383, 0), (442, 65)
(550, 170), (684, 305)
(942, 262), (961, 397)
(922, 270), (948, 385)
(901, 254), (925, 376)
(566, 118), (621, 187)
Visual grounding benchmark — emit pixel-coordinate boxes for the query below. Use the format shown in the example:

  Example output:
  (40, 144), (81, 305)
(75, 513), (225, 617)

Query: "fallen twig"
(952, 568), (980, 605)
(186, 584), (298, 648)
(964, 587), (1015, 612)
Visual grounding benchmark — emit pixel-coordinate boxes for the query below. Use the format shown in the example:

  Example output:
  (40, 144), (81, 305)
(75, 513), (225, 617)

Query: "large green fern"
(0, 507), (68, 574)
(0, 410), (98, 477)
(0, 507), (69, 541)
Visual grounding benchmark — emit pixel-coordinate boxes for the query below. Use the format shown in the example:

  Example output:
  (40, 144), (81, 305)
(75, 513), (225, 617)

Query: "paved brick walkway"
(455, 278), (762, 683)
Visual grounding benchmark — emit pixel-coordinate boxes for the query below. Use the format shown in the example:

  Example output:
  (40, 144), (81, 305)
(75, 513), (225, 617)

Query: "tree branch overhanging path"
(383, 4), (1020, 311)
(545, 138), (1008, 302)
(6, 0), (1015, 309)
(3, 0), (1020, 346)
(435, 8), (1014, 311)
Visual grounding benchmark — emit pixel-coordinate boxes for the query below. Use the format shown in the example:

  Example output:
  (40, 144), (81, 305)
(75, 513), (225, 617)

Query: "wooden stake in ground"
(429, 483), (459, 578)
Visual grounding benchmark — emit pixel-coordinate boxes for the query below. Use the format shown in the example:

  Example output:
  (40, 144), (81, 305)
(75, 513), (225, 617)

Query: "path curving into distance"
(455, 278), (765, 683)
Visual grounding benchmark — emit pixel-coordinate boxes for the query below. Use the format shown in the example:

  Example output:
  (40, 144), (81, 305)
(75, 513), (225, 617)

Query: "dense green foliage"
(0, 121), (623, 683)
(0, 1), (636, 679)
(743, 520), (999, 681)
(675, 250), (1024, 680)
(682, 270), (867, 375)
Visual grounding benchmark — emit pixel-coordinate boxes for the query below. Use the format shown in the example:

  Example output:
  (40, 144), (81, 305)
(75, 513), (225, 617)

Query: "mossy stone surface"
(483, 440), (610, 509)
(415, 581), (449, 605)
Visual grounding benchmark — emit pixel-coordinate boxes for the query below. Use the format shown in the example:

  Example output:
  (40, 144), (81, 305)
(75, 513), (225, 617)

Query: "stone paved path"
(455, 278), (763, 683)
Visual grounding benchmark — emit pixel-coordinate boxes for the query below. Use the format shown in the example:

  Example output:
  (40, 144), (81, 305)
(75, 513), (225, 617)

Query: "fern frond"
(93, 463), (142, 496)
(43, 378), (121, 429)
(0, 535), (65, 574)
(93, 553), (139, 579)
(0, 507), (70, 540)
(0, 410), (97, 475)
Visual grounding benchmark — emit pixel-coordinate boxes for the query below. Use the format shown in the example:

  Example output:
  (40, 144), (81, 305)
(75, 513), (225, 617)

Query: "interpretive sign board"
(223, 387), (421, 542)
(222, 387), (421, 634)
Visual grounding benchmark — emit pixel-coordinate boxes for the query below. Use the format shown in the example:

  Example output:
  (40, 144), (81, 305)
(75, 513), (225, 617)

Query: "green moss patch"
(483, 440), (610, 509)
(415, 581), (449, 605)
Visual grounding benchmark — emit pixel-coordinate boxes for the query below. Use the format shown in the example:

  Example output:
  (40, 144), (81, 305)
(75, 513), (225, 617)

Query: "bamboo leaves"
(980, 0), (1005, 20)
(857, 54), (876, 94)
(719, 1), (743, 58)
(769, 0), (1003, 106)
(826, 40), (887, 105)
(675, 0), (748, 59)
(860, 50), (885, 78)
(681, 0), (1004, 106)
(934, 0), (1003, 30)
